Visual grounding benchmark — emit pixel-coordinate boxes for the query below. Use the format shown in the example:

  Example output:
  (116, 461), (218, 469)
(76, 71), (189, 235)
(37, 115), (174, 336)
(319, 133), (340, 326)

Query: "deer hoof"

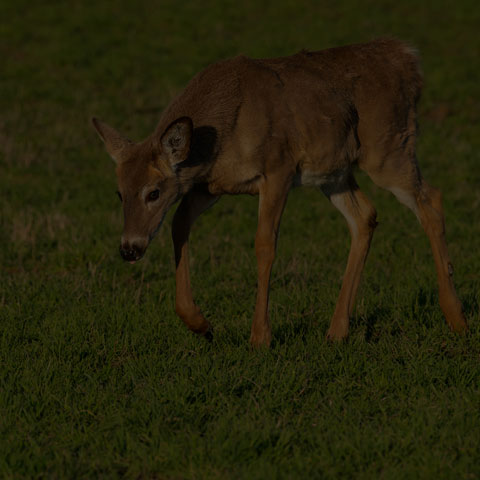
(203, 329), (214, 342)
(249, 332), (272, 349)
(326, 327), (348, 342)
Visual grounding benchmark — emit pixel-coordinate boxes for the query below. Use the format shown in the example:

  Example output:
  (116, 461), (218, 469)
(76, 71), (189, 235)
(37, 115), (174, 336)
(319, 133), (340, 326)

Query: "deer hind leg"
(365, 156), (467, 333)
(416, 182), (467, 331)
(323, 175), (377, 341)
(171, 187), (219, 339)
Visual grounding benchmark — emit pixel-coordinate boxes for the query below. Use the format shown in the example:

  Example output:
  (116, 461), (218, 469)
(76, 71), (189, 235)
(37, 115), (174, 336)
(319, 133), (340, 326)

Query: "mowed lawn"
(1, 0), (480, 478)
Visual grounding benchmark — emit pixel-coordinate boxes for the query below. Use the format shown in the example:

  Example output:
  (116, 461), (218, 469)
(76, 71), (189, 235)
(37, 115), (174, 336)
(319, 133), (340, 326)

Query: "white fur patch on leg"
(331, 192), (359, 238)
(389, 187), (420, 220)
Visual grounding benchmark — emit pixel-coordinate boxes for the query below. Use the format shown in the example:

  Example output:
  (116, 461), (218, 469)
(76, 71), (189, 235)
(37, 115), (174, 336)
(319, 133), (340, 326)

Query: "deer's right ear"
(91, 117), (132, 164)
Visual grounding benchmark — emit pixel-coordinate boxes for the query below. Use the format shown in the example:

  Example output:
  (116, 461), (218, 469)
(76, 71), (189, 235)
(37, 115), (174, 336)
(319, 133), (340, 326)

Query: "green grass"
(1, 0), (480, 478)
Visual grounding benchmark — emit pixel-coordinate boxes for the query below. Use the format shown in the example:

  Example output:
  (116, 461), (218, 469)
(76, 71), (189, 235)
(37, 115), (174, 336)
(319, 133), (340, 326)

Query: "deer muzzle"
(119, 241), (146, 263)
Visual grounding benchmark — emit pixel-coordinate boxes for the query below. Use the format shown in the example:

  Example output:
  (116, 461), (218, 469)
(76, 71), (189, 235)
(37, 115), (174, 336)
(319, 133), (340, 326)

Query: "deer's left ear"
(160, 117), (193, 169)
(91, 117), (133, 164)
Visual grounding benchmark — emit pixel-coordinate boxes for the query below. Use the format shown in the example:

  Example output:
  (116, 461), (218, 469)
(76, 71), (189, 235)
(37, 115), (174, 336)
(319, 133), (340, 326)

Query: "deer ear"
(160, 117), (193, 169)
(91, 117), (133, 164)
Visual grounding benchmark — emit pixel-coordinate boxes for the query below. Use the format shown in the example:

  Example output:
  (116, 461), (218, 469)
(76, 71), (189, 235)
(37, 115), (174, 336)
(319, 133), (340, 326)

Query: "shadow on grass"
(360, 306), (392, 343)
(358, 285), (461, 342)
(461, 290), (479, 321)
(216, 284), (477, 348)
(271, 313), (322, 347)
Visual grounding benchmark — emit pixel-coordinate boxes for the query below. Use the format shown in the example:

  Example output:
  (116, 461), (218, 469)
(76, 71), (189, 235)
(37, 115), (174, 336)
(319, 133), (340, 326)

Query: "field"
(1, 0), (480, 478)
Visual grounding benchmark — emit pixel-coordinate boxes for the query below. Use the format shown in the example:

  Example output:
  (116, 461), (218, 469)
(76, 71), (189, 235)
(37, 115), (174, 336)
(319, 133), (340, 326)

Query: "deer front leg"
(250, 176), (291, 348)
(172, 187), (219, 338)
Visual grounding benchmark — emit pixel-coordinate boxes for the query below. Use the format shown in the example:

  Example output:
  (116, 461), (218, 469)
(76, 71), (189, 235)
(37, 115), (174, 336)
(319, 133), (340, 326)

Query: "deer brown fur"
(93, 38), (467, 346)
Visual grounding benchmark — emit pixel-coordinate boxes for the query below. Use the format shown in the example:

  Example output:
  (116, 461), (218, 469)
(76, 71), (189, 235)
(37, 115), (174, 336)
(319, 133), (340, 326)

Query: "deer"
(92, 38), (467, 347)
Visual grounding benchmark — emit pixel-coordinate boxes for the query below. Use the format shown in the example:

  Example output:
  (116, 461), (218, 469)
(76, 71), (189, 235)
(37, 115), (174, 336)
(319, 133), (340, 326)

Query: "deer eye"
(147, 189), (160, 202)
(116, 191), (122, 202)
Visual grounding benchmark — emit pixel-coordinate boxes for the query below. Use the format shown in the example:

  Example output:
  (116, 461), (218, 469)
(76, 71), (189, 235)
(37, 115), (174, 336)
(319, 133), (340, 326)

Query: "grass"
(1, 0), (480, 478)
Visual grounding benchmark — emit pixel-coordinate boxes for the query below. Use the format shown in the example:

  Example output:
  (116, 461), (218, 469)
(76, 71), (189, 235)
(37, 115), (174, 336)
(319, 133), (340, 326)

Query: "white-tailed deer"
(93, 38), (467, 346)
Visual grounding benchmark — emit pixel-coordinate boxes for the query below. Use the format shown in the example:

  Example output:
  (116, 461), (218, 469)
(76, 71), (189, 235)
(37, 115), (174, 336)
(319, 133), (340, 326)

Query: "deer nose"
(119, 243), (144, 263)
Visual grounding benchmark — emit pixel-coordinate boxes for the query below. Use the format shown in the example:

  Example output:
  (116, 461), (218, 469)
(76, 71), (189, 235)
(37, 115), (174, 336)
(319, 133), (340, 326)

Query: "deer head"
(92, 116), (193, 262)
